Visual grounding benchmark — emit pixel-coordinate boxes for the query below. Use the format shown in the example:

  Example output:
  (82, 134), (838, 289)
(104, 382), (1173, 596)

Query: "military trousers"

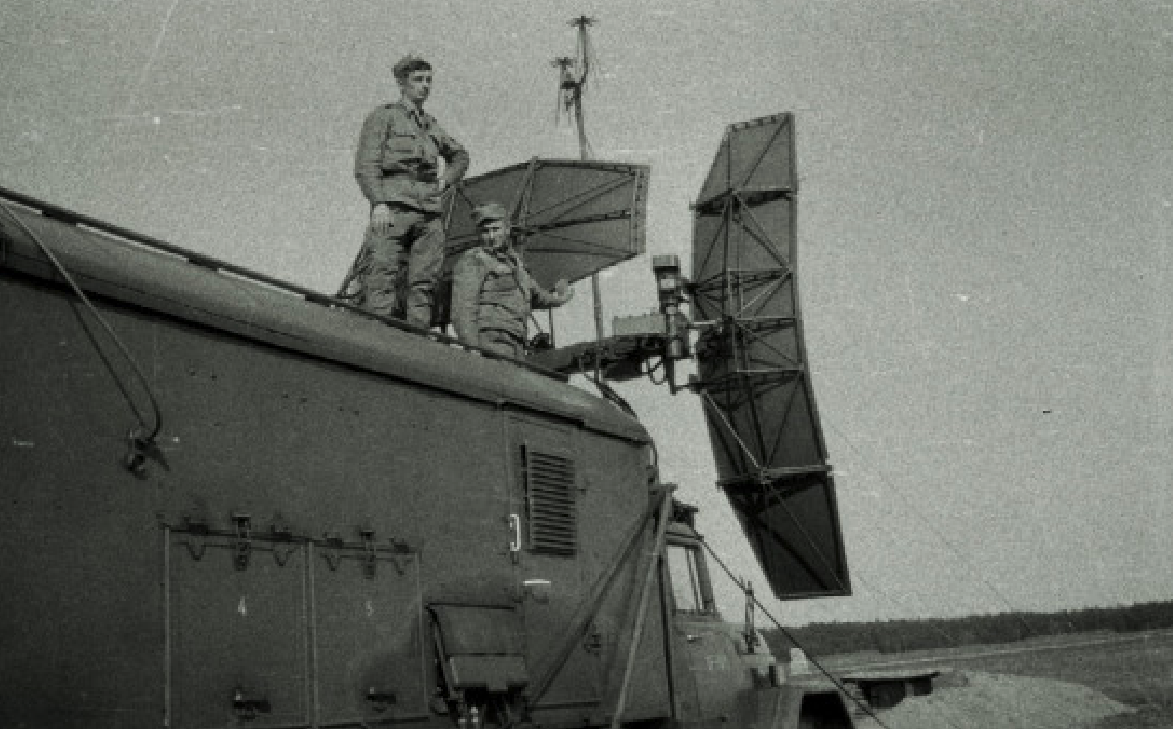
(478, 329), (526, 359)
(354, 205), (445, 328)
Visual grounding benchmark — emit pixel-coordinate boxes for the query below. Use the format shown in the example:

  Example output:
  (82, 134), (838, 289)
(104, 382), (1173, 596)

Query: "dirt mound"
(852, 670), (1135, 729)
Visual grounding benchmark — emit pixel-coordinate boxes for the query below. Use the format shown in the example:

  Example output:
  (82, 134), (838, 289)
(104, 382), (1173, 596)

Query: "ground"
(810, 629), (1173, 729)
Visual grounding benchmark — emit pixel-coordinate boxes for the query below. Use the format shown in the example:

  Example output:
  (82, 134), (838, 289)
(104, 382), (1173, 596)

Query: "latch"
(583, 625), (604, 655)
(360, 528), (378, 579)
(385, 537), (410, 575)
(232, 513), (252, 571)
(366, 686), (397, 713)
(321, 532), (346, 572)
(231, 686), (271, 722)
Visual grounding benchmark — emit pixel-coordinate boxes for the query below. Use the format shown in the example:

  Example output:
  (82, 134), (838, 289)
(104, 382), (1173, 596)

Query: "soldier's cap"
(472, 202), (508, 227)
(394, 54), (432, 81)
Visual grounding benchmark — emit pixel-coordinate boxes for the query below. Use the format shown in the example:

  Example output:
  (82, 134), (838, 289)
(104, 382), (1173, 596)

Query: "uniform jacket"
(354, 101), (469, 213)
(451, 246), (569, 342)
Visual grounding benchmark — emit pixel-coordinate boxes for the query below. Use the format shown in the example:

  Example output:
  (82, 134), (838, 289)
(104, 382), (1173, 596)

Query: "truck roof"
(0, 188), (649, 444)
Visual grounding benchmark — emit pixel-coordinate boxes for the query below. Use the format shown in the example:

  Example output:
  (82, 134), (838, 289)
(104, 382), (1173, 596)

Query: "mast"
(555, 15), (605, 342)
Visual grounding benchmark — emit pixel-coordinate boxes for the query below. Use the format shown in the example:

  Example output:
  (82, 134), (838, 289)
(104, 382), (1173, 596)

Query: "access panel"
(167, 529), (310, 729)
(313, 539), (428, 726)
(506, 417), (603, 716)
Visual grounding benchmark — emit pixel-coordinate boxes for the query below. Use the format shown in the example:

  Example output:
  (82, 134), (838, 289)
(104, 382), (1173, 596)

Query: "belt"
(383, 170), (438, 183)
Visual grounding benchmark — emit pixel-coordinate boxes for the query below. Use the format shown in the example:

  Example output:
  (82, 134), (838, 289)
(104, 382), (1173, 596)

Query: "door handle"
(508, 514), (521, 553)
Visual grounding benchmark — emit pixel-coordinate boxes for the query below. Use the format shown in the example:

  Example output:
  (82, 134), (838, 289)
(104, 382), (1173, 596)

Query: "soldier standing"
(342, 54), (469, 327)
(451, 203), (574, 358)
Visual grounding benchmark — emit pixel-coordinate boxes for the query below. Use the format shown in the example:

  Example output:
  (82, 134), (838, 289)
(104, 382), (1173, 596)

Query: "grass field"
(823, 630), (1173, 728)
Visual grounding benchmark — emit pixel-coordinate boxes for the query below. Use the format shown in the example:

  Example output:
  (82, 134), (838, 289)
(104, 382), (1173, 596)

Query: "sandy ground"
(850, 670), (1136, 729)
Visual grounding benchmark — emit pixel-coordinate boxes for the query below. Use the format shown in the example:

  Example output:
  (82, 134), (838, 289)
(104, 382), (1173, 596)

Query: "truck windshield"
(666, 543), (708, 613)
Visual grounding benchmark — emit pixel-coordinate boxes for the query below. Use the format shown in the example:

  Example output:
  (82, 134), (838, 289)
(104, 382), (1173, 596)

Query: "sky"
(2, 0), (1170, 626)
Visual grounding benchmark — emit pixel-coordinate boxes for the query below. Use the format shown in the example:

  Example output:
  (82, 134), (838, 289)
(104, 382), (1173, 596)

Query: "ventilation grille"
(524, 447), (577, 556)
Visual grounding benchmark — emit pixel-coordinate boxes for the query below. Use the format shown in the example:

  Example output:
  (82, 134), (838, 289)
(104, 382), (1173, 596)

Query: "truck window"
(666, 544), (708, 613)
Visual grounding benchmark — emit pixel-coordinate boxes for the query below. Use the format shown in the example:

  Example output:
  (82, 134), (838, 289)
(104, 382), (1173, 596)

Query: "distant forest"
(762, 600), (1173, 658)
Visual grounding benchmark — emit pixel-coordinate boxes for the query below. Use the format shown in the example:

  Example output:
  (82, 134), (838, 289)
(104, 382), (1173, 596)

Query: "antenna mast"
(554, 15), (606, 341)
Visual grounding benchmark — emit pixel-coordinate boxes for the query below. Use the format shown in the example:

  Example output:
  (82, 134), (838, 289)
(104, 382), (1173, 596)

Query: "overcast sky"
(2, 0), (1170, 626)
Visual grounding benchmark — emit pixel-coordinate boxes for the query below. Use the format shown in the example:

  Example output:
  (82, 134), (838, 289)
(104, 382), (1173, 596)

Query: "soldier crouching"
(451, 203), (574, 358)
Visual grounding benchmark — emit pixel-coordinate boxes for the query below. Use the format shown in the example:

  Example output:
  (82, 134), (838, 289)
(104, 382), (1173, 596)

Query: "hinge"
(180, 514), (210, 561)
(317, 529), (412, 576)
(270, 521), (297, 567)
(172, 514), (305, 568)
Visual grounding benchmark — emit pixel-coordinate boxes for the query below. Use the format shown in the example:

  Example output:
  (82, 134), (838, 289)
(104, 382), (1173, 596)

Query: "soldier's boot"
(479, 330), (525, 359)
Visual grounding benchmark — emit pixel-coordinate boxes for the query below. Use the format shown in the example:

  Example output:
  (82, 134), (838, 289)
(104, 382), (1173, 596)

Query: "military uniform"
(347, 98), (469, 326)
(451, 242), (570, 359)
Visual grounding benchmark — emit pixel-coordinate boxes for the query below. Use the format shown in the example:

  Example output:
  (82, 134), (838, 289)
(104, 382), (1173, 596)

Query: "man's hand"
(371, 203), (392, 235)
(554, 279), (574, 303)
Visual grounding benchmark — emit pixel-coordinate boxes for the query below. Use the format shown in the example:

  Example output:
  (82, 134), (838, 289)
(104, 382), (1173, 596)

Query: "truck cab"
(664, 513), (853, 729)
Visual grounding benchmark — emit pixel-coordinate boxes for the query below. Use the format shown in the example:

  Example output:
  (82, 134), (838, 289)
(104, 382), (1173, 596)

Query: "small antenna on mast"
(569, 15), (598, 90)
(552, 15), (597, 158)
(552, 15), (605, 341)
(552, 56), (576, 126)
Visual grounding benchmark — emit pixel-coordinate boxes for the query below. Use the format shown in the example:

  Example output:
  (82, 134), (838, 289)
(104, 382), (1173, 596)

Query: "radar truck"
(0, 114), (862, 729)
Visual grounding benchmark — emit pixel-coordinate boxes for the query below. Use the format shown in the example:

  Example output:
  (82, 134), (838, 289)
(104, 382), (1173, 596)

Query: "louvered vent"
(523, 446), (577, 556)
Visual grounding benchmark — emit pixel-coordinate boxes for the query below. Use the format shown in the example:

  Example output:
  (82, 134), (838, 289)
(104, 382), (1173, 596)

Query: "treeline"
(762, 600), (1173, 658)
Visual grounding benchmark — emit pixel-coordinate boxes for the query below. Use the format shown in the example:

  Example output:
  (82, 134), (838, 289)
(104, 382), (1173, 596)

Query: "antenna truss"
(690, 114), (850, 600)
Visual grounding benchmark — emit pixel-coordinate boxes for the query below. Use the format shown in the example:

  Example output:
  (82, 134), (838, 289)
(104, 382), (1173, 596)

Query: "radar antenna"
(690, 114), (849, 600)
(530, 114), (851, 601)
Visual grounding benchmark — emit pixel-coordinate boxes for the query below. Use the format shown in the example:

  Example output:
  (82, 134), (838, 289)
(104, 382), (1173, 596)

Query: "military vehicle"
(0, 108), (874, 729)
